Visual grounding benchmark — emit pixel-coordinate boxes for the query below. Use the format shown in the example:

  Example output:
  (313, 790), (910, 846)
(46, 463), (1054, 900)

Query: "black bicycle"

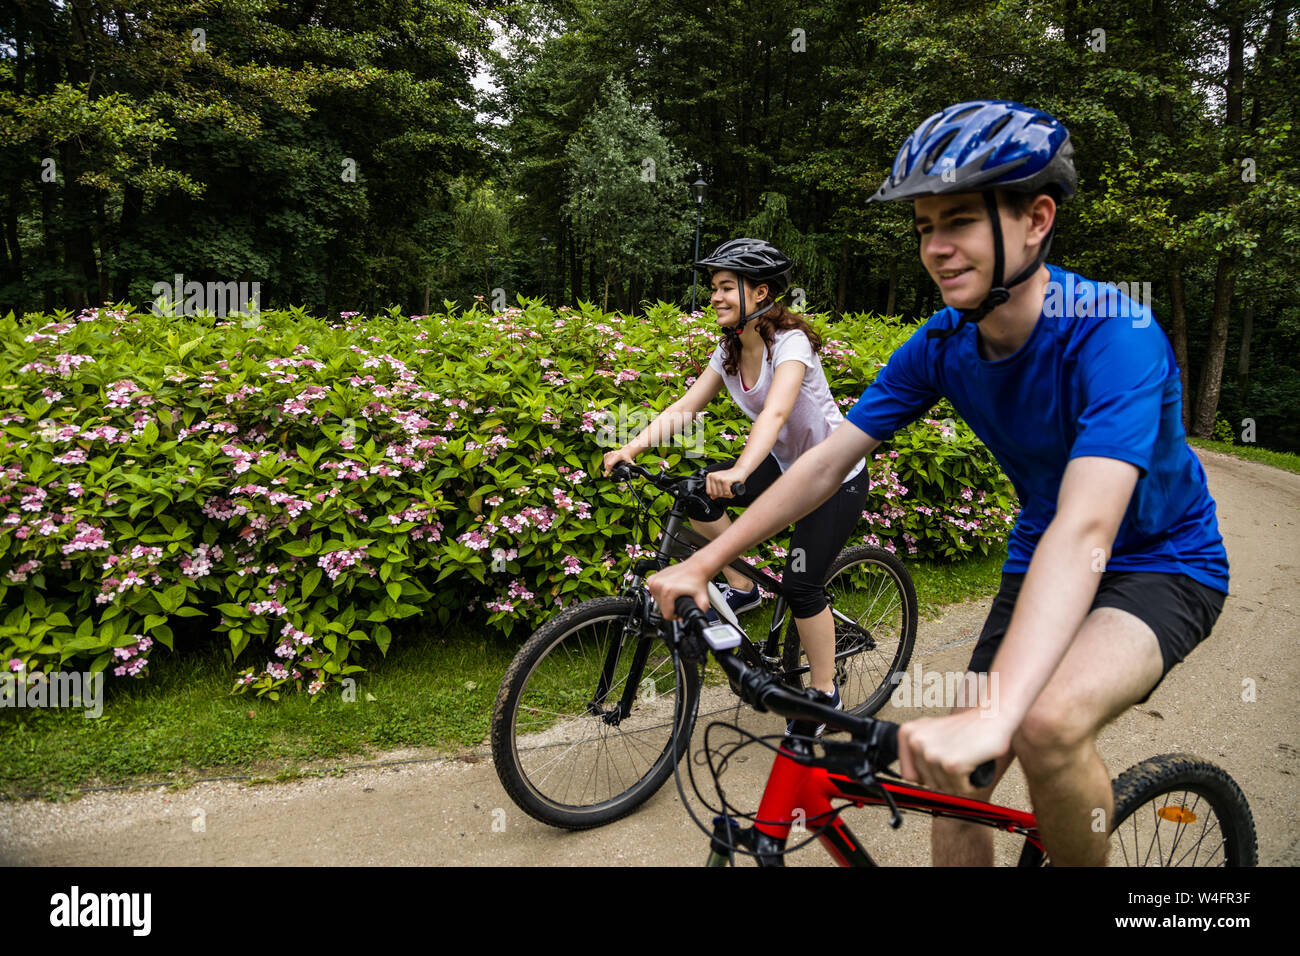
(490, 460), (917, 829)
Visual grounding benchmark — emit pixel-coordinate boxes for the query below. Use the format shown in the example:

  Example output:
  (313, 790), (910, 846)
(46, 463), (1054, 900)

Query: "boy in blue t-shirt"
(649, 100), (1229, 866)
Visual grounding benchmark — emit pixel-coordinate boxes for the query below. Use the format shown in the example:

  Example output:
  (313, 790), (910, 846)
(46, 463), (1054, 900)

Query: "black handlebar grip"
(730, 481), (745, 497)
(879, 722), (900, 764)
(610, 462), (631, 480)
(970, 759), (996, 789)
(674, 595), (706, 624)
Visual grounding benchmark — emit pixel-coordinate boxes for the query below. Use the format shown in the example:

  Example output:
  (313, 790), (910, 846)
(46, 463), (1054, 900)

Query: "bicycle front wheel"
(781, 545), (917, 717)
(1107, 753), (1258, 866)
(491, 594), (700, 830)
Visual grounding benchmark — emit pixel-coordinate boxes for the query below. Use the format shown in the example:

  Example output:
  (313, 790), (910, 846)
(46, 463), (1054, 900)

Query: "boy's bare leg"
(931, 746), (1014, 866)
(1013, 607), (1162, 866)
(931, 606), (1163, 865)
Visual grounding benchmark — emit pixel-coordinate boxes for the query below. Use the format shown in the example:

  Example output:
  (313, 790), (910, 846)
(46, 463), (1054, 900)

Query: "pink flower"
(8, 659), (22, 672)
(457, 530), (490, 551)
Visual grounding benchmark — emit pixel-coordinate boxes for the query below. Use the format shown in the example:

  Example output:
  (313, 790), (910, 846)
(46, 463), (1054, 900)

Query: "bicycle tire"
(1107, 753), (1258, 866)
(491, 594), (701, 830)
(780, 544), (917, 717)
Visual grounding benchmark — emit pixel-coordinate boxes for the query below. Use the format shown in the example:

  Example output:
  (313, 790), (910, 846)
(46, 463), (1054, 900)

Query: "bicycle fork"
(590, 616), (656, 725)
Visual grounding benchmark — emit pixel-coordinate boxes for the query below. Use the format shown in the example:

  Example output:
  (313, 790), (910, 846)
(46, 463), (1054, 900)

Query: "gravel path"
(1, 448), (1296, 866)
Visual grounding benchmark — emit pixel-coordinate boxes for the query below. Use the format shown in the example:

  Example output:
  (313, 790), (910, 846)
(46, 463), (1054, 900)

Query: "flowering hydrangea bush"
(0, 300), (1015, 697)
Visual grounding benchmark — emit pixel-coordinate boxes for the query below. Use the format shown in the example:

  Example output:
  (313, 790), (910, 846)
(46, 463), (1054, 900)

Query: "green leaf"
(153, 625), (174, 650)
(159, 584), (186, 613)
(302, 568), (322, 600)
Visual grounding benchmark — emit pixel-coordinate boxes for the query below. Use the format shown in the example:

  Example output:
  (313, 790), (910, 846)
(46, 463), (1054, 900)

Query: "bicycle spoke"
(500, 599), (693, 818)
(1111, 787), (1235, 867)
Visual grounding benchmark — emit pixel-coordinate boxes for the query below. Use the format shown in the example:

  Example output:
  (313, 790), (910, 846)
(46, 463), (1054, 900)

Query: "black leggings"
(684, 454), (870, 618)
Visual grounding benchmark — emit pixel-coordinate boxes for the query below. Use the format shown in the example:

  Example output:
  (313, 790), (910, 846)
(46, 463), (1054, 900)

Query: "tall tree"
(562, 76), (690, 311)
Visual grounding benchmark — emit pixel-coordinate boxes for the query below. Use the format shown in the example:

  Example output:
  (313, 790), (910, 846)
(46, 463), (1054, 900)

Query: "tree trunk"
(2, 182), (22, 306)
(114, 183), (143, 301)
(1192, 254), (1237, 437)
(41, 166), (58, 313)
(1236, 300), (1253, 395)
(1190, 3), (1245, 438)
(569, 233), (581, 307)
(1168, 265), (1191, 431)
(629, 273), (643, 315)
(836, 241), (848, 318)
(885, 261), (899, 317)
(95, 193), (110, 304)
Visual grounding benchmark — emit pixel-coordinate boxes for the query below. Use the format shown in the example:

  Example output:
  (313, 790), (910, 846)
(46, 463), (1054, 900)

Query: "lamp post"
(540, 236), (549, 303)
(690, 176), (708, 313)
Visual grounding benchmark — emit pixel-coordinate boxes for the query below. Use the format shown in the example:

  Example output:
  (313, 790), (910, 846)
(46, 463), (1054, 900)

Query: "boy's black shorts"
(967, 571), (1227, 703)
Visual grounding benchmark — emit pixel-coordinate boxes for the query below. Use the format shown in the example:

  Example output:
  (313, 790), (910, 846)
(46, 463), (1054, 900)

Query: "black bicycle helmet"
(870, 100), (1077, 339)
(695, 238), (793, 333)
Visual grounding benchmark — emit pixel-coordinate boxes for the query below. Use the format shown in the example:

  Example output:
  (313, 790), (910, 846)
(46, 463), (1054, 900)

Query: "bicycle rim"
(500, 599), (697, 827)
(1108, 754), (1258, 866)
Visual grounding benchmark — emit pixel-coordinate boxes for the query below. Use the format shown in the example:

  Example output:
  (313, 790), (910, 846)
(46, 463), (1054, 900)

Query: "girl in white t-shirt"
(601, 239), (869, 729)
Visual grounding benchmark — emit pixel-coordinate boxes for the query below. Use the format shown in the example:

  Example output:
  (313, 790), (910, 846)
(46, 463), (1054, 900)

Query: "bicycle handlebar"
(672, 596), (995, 789)
(611, 461), (744, 498)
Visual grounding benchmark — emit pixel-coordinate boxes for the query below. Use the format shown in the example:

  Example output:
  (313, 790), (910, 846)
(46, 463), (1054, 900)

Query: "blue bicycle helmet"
(870, 100), (1077, 339)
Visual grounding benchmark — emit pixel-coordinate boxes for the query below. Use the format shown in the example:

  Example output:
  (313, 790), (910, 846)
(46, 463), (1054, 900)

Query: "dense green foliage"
(1, 0), (491, 318)
(2, 302), (1015, 694)
(1, 1), (1296, 435)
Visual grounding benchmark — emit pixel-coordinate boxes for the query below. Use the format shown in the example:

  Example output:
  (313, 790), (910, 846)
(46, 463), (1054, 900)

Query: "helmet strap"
(729, 280), (778, 335)
(928, 191), (1054, 340)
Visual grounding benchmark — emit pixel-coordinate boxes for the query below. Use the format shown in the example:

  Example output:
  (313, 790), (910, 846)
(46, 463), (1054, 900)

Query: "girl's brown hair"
(719, 285), (823, 377)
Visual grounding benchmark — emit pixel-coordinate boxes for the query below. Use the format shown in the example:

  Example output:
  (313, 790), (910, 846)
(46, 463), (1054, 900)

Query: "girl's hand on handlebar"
(602, 446), (638, 477)
(705, 466), (748, 500)
(647, 559), (712, 622)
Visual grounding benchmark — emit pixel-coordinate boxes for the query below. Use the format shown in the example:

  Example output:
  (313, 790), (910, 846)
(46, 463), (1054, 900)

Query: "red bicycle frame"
(735, 743), (1044, 867)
